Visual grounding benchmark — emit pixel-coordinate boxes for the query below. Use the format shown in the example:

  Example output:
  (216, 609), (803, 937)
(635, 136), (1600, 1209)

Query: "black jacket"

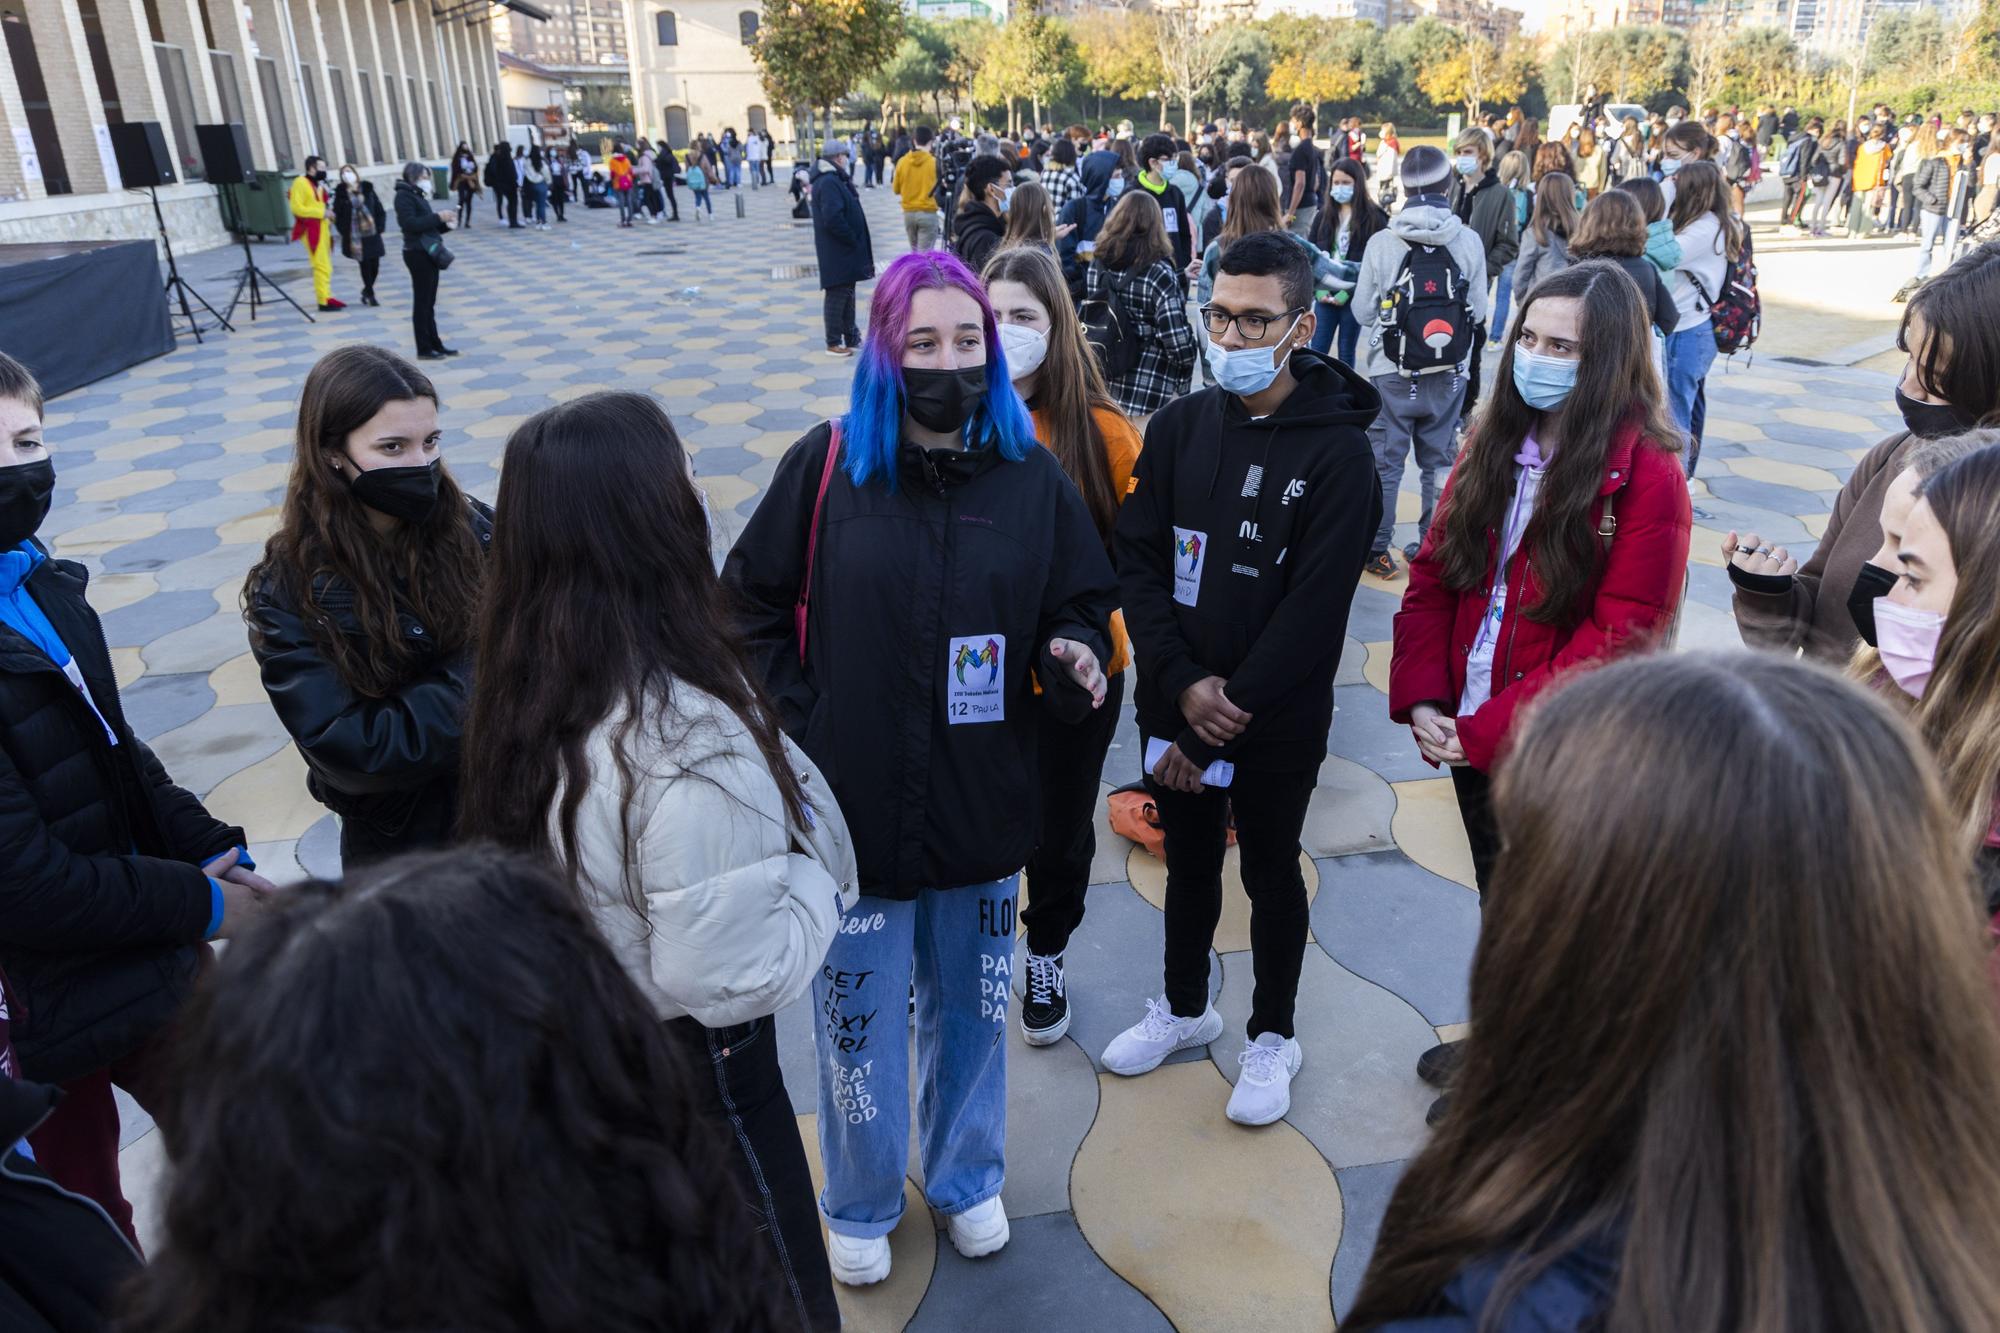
(1140, 177), (1196, 283)
(394, 178), (447, 254)
(0, 548), (242, 1084)
(1116, 350), (1382, 772)
(332, 181), (386, 261)
(243, 502), (491, 863)
(953, 200), (1005, 273)
(1600, 253), (1678, 337)
(0, 1076), (140, 1330)
(483, 150), (517, 192)
(1915, 155), (1952, 212)
(810, 160), (875, 289)
(723, 425), (1116, 899)
(1452, 169), (1520, 276)
(1057, 150), (1120, 291)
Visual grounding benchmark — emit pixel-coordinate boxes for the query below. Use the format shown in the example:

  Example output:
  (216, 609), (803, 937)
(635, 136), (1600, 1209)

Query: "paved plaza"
(66, 178), (1905, 1329)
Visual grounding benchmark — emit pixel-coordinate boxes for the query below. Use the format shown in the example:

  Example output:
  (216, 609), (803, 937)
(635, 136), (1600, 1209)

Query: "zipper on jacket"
(1498, 555), (1526, 687)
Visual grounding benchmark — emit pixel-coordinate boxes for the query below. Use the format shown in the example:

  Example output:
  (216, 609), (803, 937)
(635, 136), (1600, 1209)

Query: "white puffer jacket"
(555, 683), (858, 1027)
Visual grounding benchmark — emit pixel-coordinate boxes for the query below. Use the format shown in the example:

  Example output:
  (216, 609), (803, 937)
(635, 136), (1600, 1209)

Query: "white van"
(1548, 103), (1647, 139)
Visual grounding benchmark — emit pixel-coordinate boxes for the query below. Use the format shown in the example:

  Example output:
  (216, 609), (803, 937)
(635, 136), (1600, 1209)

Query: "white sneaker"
(945, 1196), (1010, 1258)
(1102, 996), (1224, 1075)
(1226, 1032), (1303, 1126)
(826, 1231), (891, 1286)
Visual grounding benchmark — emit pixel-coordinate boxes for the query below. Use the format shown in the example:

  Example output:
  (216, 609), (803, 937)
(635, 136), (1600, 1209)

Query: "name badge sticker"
(946, 634), (1006, 724)
(1172, 527), (1206, 607)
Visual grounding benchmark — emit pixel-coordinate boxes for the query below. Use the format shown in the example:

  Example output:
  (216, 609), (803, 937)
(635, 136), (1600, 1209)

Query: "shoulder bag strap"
(795, 420), (843, 664)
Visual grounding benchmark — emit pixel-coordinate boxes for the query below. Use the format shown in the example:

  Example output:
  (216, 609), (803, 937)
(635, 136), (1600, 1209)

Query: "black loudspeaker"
(195, 123), (253, 183)
(109, 122), (175, 188)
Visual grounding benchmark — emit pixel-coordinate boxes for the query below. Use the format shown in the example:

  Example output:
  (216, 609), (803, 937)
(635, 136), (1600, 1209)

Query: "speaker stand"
(146, 184), (231, 342)
(218, 185), (314, 326)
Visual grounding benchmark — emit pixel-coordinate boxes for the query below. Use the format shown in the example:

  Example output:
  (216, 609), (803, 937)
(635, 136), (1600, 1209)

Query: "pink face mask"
(1874, 597), (1945, 698)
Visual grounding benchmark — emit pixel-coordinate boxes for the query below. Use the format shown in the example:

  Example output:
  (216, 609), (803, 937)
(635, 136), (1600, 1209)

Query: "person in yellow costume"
(289, 156), (345, 311)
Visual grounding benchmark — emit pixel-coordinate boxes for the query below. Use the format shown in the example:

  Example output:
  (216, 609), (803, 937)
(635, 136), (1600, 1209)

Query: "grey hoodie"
(1348, 200), (1489, 381)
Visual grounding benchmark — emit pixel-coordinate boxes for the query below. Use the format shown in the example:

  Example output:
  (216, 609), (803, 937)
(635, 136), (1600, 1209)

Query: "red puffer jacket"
(1389, 416), (1692, 773)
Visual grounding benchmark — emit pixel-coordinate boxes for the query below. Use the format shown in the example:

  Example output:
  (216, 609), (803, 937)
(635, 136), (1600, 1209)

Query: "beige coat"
(555, 684), (858, 1027)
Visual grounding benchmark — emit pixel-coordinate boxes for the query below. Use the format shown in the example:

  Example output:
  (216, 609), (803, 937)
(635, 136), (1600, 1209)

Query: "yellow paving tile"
(109, 407), (185, 431)
(1363, 640), (1392, 695)
(1127, 848), (1318, 951)
(464, 414), (528, 440)
(796, 1113), (936, 1333)
(809, 395), (851, 417)
(1699, 416), (1765, 443)
(1800, 511), (1829, 538)
(1072, 1062), (1341, 1332)
(203, 743), (324, 842)
(51, 512), (166, 557)
(694, 401), (761, 426)
(1391, 776), (1477, 890)
(597, 339), (642, 354)
(675, 336), (725, 351)
(697, 474), (757, 510)
(216, 507), (281, 546)
(211, 575), (245, 614)
(1721, 373), (1805, 397)
(220, 461), (293, 493)
(94, 435), (184, 462)
(89, 572), (158, 614)
(747, 429), (803, 458)
(110, 647), (145, 689)
(1435, 1021), (1471, 1044)
(1689, 524), (1732, 568)
(445, 389), (510, 409)
(208, 652), (267, 707)
(549, 383), (610, 402)
(222, 426), (294, 457)
(622, 359), (676, 377)
(1726, 455), (1841, 492)
(657, 377), (717, 398)
(709, 352), (763, 371)
(1396, 489), (1421, 523)
(222, 400), (296, 424)
(1774, 404), (1872, 433)
(1358, 567), (1403, 595)
(757, 372), (812, 391)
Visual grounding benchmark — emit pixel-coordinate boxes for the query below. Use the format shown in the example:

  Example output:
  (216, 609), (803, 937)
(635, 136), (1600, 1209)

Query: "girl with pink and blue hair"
(724, 248), (1119, 1289)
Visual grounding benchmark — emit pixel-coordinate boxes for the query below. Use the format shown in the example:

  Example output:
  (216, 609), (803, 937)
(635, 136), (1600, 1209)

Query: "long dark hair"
(1431, 261), (1679, 626)
(1346, 654), (2000, 1332)
(1667, 160), (1742, 261)
(1899, 241), (2000, 428)
(244, 345), (483, 697)
(115, 846), (785, 1333)
(458, 392), (806, 899)
(1093, 188), (1170, 271)
(1313, 158), (1385, 261)
(983, 245), (1122, 541)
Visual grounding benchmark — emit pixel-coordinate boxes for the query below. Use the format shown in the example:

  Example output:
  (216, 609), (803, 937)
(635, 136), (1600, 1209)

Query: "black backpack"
(1080, 267), (1141, 379)
(1377, 243), (1476, 374)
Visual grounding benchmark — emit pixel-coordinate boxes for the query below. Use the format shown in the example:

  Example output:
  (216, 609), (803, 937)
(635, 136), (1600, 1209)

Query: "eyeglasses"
(1200, 305), (1305, 340)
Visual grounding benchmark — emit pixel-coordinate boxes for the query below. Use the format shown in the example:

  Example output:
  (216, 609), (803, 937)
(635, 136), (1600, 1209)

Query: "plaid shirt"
(1087, 258), (1197, 416)
(1042, 165), (1081, 214)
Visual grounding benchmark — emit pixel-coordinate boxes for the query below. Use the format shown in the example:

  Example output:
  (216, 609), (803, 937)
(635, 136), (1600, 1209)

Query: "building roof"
(497, 50), (564, 80)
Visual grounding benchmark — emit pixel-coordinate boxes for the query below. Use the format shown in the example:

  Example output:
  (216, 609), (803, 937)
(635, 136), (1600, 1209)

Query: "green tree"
(752, 0), (905, 153)
(1207, 26), (1274, 125)
(1263, 15), (1369, 130)
(1414, 28), (1522, 121)
(1724, 26), (1801, 102)
(868, 21), (952, 124)
(1070, 8), (1160, 123)
(1155, 0), (1241, 135)
(938, 17), (996, 118)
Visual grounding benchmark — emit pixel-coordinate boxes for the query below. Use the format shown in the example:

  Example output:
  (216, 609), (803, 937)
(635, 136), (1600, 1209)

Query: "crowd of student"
(7, 103), (2000, 1331)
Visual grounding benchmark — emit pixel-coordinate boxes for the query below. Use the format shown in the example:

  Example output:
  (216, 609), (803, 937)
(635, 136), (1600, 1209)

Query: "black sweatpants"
(1449, 764), (1499, 893)
(822, 283), (859, 349)
(666, 1015), (839, 1332)
(402, 250), (443, 356)
(1152, 759), (1317, 1039)
(1021, 671), (1127, 956)
(358, 253), (379, 300)
(1458, 323), (1487, 427)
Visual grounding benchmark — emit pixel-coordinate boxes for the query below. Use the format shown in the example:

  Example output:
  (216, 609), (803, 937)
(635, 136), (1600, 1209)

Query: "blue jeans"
(1491, 262), (1516, 343)
(1308, 300), (1361, 366)
(1664, 323), (1717, 476)
(614, 185), (632, 223)
(527, 180), (548, 223)
(693, 187), (714, 215)
(814, 877), (1018, 1238)
(1913, 209), (1948, 279)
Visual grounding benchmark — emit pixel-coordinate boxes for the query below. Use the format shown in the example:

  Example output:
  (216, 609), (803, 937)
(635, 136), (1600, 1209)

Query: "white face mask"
(341, 170), (358, 185)
(999, 322), (1049, 381)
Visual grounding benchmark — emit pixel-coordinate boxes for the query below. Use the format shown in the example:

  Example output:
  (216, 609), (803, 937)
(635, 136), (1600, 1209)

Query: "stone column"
(198, 0), (277, 166)
(21, 0), (152, 193)
(0, 41), (45, 200)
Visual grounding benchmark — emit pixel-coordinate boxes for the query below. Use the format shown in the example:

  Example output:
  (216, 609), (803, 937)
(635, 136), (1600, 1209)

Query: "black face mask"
(347, 458), (442, 523)
(0, 458), (54, 548)
(903, 366), (988, 435)
(1846, 560), (1900, 648)
(1896, 386), (1975, 438)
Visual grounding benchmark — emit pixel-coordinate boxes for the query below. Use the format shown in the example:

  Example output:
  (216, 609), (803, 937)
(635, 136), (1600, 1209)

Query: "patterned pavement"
(58, 176), (1904, 1328)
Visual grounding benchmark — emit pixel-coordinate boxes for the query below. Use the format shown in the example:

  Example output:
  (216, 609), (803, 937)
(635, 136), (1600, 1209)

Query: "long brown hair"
(1092, 188), (1170, 272)
(982, 246), (1122, 542)
(1667, 160), (1742, 261)
(1899, 241), (2000, 427)
(1432, 261), (1679, 626)
(1529, 172), (1578, 245)
(1570, 188), (1646, 259)
(457, 392), (805, 909)
(1909, 442), (2000, 854)
(1530, 140), (1570, 182)
(1000, 180), (1055, 250)
(1220, 163), (1282, 244)
(244, 345), (483, 698)
(1347, 653), (2000, 1333)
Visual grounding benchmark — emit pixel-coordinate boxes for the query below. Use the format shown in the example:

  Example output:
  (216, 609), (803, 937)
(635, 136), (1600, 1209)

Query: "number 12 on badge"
(947, 634), (1005, 724)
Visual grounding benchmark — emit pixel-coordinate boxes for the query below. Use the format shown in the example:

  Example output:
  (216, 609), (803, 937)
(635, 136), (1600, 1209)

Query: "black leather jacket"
(243, 501), (491, 863)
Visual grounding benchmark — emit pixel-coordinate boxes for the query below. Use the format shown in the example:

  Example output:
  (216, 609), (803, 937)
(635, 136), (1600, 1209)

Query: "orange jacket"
(1033, 402), (1142, 676)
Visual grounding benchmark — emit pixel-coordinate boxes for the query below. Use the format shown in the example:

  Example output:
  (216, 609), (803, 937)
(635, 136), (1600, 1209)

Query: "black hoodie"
(1116, 349), (1382, 772)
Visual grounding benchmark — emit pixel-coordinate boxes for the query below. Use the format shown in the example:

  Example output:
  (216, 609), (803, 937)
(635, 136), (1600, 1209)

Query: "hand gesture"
(1049, 638), (1107, 708)
(1724, 530), (1797, 577)
(1409, 703), (1468, 766)
(1151, 740), (1205, 792)
(1179, 675), (1250, 748)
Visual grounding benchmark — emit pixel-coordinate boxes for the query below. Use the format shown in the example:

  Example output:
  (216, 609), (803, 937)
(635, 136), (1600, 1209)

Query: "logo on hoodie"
(1173, 527), (1206, 607)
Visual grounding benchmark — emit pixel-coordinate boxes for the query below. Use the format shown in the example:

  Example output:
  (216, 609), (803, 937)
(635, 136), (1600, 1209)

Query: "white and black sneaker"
(1020, 951), (1070, 1046)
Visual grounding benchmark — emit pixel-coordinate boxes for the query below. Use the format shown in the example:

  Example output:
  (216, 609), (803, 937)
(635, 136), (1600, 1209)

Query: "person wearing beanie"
(1348, 144), (1489, 579)
(811, 138), (873, 356)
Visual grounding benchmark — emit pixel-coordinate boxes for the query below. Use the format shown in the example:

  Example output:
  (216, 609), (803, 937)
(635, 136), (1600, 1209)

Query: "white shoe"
(1102, 996), (1224, 1075)
(946, 1196), (1009, 1259)
(826, 1231), (891, 1286)
(1226, 1032), (1303, 1126)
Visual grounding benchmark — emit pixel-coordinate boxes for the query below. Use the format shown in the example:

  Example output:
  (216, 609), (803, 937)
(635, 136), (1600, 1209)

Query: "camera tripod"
(146, 183), (230, 343)
(219, 181), (313, 325)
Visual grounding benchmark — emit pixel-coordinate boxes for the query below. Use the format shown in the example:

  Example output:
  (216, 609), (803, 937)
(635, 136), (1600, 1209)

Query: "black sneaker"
(1425, 1092), (1452, 1127)
(1364, 551), (1398, 580)
(1021, 951), (1070, 1046)
(1416, 1038), (1465, 1087)
(1403, 540), (1423, 561)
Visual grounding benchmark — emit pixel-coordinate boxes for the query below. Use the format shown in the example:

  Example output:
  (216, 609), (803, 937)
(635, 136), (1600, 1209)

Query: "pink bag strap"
(794, 420), (842, 664)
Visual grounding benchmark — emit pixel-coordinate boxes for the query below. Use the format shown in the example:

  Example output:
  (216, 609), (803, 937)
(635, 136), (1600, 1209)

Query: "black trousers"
(1459, 322), (1487, 426)
(402, 251), (443, 355)
(455, 183), (474, 222)
(501, 186), (519, 226)
(1449, 764), (1500, 894)
(358, 253), (379, 299)
(666, 1015), (838, 1333)
(1022, 671), (1127, 956)
(662, 176), (680, 218)
(822, 284), (859, 348)
(550, 183), (566, 220)
(1152, 759), (1317, 1039)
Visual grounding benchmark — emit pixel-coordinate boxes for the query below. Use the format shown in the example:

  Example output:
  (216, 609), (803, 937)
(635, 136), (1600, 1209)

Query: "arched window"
(738, 10), (758, 43)
(655, 10), (677, 44)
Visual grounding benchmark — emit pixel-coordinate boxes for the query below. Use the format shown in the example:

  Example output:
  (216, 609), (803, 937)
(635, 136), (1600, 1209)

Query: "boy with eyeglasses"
(1105, 232), (1381, 1126)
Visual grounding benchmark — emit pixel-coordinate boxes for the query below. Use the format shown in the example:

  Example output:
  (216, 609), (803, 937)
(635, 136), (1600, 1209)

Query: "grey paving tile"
(138, 611), (258, 676)
(1310, 851), (1480, 1028)
(908, 1212), (1171, 1333)
(99, 527), (221, 574)
(146, 701), (290, 798)
(1061, 879), (1222, 1075)
(1704, 473), (1826, 514)
(98, 590), (221, 649)
(1328, 684), (1434, 785)
(297, 813), (342, 880)
(119, 672), (219, 742)
(1343, 583), (1401, 643)
(1332, 1160), (1409, 1320)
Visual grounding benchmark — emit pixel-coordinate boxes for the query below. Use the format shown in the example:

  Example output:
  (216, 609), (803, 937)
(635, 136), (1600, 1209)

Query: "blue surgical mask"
(1512, 347), (1579, 411)
(1660, 155), (1684, 175)
(1205, 313), (1303, 396)
(1000, 186), (1013, 213)
(1456, 154), (1480, 175)
(1107, 176), (1126, 199)
(1331, 182), (1354, 203)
